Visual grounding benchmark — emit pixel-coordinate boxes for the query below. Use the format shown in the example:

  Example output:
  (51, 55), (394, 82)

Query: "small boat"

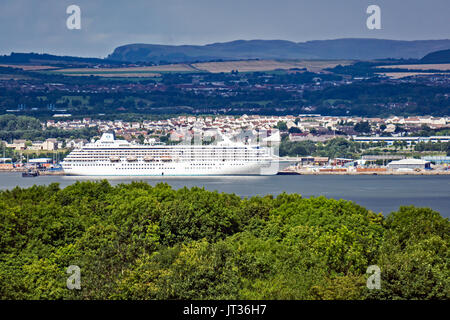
(22, 170), (39, 177)
(277, 171), (300, 175)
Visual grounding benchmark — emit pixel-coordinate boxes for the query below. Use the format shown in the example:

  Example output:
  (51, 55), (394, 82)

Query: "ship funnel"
(99, 132), (115, 142)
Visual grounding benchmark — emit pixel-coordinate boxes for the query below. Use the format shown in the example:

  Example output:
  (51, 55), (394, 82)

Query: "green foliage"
(288, 126), (302, 134)
(114, 240), (241, 299)
(0, 181), (448, 300)
(316, 138), (361, 159)
(414, 141), (449, 154)
(280, 137), (361, 158)
(0, 114), (99, 141)
(275, 121), (287, 131)
(354, 121), (371, 134)
(367, 206), (450, 300)
(0, 114), (41, 131)
(279, 140), (316, 157)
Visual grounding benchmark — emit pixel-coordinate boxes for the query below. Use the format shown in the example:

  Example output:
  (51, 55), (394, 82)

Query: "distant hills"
(0, 52), (123, 66)
(108, 38), (450, 63)
(2, 39), (450, 67)
(421, 49), (450, 63)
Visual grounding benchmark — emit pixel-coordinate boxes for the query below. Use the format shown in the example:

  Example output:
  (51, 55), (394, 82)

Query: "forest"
(0, 114), (99, 142)
(0, 181), (448, 299)
(279, 138), (362, 158)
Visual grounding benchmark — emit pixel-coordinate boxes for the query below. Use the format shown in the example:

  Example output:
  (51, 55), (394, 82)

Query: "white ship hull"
(62, 160), (292, 176)
(61, 132), (292, 176)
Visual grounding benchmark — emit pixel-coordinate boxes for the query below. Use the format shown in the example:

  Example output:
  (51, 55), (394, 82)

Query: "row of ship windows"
(116, 167), (176, 170)
(66, 159), (264, 162)
(69, 154), (263, 156)
(81, 149), (253, 151)
(78, 147), (255, 150)
(71, 164), (113, 166)
(71, 163), (170, 166)
(68, 163), (248, 167)
(75, 154), (258, 157)
(68, 156), (262, 158)
(68, 163), (249, 167)
(84, 148), (252, 150)
(77, 149), (257, 151)
(70, 153), (263, 157)
(73, 149), (262, 153)
(68, 154), (265, 157)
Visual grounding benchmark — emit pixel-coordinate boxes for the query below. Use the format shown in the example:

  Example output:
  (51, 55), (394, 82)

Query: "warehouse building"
(387, 159), (431, 170)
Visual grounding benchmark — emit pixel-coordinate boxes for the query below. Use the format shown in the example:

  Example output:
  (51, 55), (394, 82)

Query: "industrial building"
(387, 159), (431, 170)
(422, 156), (450, 164)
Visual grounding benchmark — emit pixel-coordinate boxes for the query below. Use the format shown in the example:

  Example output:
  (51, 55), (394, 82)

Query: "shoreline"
(1, 170), (449, 217)
(0, 169), (65, 175)
(1, 169), (449, 176)
(289, 171), (450, 175)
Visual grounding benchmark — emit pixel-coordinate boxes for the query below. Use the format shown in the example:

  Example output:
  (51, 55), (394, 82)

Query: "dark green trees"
(0, 181), (448, 300)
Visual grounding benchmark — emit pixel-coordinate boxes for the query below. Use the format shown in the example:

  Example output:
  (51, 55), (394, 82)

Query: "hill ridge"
(421, 49), (450, 63)
(108, 38), (450, 63)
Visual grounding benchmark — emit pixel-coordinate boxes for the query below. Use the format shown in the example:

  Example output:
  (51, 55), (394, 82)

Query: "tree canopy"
(0, 181), (448, 300)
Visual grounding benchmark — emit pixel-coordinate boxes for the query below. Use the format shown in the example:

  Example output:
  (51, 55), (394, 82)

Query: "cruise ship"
(61, 132), (292, 176)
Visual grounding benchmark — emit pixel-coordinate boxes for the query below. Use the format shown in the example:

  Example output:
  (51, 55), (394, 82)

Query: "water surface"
(0, 173), (449, 217)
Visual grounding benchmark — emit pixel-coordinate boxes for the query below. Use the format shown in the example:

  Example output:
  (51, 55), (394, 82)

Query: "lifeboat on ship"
(161, 156), (172, 162)
(143, 156), (155, 162)
(109, 156), (120, 162)
(126, 156), (137, 162)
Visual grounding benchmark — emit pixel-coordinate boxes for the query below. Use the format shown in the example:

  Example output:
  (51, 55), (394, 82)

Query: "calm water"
(0, 172), (449, 217)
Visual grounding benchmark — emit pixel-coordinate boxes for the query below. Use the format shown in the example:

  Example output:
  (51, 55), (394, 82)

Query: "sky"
(0, 0), (449, 58)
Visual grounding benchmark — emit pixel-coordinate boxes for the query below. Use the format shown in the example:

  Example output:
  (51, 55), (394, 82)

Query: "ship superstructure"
(61, 132), (290, 176)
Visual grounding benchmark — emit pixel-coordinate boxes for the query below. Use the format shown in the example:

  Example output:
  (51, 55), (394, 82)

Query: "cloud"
(0, 0), (449, 57)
